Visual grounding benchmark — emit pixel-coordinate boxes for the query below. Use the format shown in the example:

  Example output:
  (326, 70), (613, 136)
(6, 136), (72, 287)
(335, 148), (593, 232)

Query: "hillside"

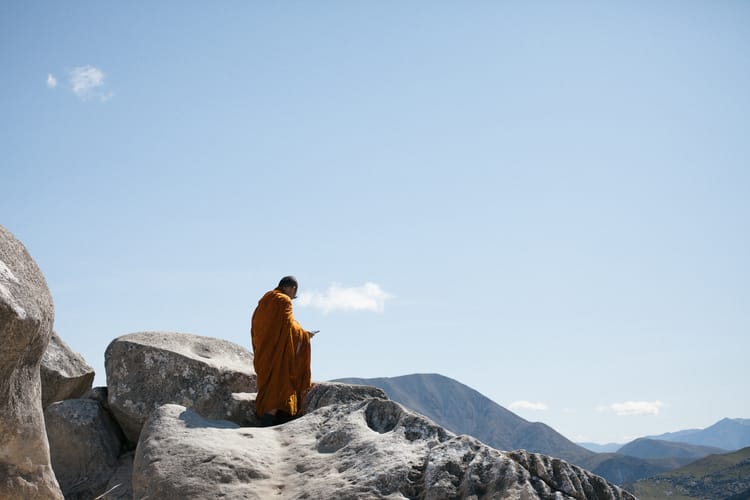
(618, 437), (726, 460)
(650, 418), (750, 450)
(335, 374), (596, 464)
(624, 446), (750, 500)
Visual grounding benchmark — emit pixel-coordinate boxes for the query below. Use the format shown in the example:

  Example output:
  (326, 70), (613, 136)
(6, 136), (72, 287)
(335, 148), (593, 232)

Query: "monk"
(251, 276), (315, 426)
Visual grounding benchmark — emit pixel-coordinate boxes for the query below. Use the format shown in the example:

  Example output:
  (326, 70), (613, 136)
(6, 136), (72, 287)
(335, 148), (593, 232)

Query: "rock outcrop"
(41, 330), (95, 408)
(105, 331), (257, 442)
(0, 225), (64, 500)
(132, 396), (636, 500)
(1, 226), (637, 500)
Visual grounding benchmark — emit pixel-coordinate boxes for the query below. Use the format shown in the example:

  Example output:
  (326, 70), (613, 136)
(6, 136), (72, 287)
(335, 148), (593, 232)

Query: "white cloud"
(509, 400), (549, 411)
(297, 282), (392, 314)
(599, 401), (664, 416)
(69, 65), (106, 99)
(46, 74), (58, 88)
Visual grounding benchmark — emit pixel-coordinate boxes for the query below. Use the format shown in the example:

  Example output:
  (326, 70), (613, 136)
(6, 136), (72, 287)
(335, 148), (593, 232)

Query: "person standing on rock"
(251, 276), (315, 426)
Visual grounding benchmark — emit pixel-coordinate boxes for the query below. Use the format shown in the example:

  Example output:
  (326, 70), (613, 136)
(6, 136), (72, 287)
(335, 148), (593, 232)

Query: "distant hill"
(579, 442), (623, 453)
(649, 418), (750, 451)
(580, 453), (672, 486)
(618, 437), (726, 460)
(334, 373), (595, 464)
(624, 446), (750, 500)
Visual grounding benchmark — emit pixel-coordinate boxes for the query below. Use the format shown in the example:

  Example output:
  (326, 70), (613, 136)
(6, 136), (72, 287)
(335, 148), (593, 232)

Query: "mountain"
(618, 437), (727, 460)
(579, 442), (624, 453)
(649, 418), (750, 451)
(580, 453), (672, 486)
(624, 446), (750, 500)
(334, 373), (596, 464)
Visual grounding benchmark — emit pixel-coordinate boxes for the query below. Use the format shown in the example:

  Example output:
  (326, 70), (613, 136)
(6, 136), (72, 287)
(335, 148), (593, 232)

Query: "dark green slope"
(624, 446), (750, 500)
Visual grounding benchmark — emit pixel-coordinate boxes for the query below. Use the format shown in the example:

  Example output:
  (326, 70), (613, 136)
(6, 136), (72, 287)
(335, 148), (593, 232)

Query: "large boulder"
(41, 330), (95, 408)
(132, 398), (636, 499)
(0, 225), (64, 499)
(44, 398), (124, 499)
(105, 331), (256, 442)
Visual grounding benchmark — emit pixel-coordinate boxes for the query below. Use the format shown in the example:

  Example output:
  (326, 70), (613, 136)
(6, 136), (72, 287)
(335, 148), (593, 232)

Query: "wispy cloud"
(46, 74), (58, 89)
(598, 401), (664, 416)
(509, 400), (549, 411)
(297, 282), (392, 314)
(69, 65), (111, 101)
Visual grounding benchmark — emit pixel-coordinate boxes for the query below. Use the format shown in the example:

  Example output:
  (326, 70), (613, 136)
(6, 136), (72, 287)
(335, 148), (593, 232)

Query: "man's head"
(277, 275), (299, 299)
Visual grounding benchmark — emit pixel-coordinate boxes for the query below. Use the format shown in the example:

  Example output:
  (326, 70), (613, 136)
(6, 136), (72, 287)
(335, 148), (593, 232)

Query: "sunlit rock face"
(132, 396), (636, 500)
(0, 224), (64, 500)
(41, 330), (95, 408)
(104, 331), (257, 442)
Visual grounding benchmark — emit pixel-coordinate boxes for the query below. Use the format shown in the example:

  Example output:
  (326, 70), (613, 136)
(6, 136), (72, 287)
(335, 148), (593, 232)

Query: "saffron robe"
(251, 289), (311, 417)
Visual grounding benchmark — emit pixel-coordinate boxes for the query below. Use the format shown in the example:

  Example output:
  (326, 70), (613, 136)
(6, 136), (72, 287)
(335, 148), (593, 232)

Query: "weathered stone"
(101, 451), (134, 500)
(303, 380), (387, 413)
(132, 398), (635, 500)
(105, 331), (256, 442)
(0, 225), (64, 500)
(225, 392), (259, 427)
(41, 330), (95, 408)
(44, 398), (123, 499)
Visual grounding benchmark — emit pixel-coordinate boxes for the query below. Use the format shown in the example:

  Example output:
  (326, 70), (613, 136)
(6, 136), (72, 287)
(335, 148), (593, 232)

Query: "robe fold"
(251, 289), (311, 417)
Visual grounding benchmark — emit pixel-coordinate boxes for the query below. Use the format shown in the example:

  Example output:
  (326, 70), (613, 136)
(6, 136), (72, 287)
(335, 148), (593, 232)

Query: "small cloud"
(297, 282), (392, 314)
(509, 400), (549, 411)
(69, 65), (107, 100)
(46, 74), (58, 89)
(598, 401), (664, 416)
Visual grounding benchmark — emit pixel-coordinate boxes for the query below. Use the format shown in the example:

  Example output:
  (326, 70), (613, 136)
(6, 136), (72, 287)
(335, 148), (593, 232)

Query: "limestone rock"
(41, 330), (95, 408)
(44, 398), (123, 499)
(0, 225), (64, 500)
(105, 331), (256, 442)
(132, 398), (635, 500)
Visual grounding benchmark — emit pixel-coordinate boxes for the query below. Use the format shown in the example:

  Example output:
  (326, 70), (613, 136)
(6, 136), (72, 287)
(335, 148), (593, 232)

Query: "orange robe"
(251, 289), (311, 417)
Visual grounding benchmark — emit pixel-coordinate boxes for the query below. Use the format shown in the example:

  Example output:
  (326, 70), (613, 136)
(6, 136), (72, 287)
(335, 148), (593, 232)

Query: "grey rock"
(44, 398), (124, 500)
(0, 225), (64, 500)
(303, 380), (387, 413)
(224, 391), (260, 427)
(105, 331), (256, 442)
(84, 386), (110, 409)
(132, 398), (635, 500)
(100, 451), (134, 500)
(41, 330), (95, 408)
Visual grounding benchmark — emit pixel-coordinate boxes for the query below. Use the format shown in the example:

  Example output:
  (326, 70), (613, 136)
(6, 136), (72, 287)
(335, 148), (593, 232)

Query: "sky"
(2, 1), (748, 445)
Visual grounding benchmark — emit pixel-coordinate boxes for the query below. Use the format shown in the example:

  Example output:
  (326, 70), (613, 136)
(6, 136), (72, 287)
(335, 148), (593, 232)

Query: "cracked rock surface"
(133, 396), (635, 500)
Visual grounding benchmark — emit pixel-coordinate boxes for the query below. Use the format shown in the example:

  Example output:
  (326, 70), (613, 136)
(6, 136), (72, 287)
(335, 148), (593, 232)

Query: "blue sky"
(2, 1), (748, 445)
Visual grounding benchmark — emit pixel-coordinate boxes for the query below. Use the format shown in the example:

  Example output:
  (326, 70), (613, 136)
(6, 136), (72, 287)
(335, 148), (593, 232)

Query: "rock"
(303, 381), (388, 413)
(132, 397), (635, 499)
(225, 392), (260, 427)
(101, 451), (134, 500)
(41, 330), (95, 408)
(44, 398), (124, 500)
(105, 331), (256, 442)
(220, 382), (386, 428)
(0, 225), (64, 500)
